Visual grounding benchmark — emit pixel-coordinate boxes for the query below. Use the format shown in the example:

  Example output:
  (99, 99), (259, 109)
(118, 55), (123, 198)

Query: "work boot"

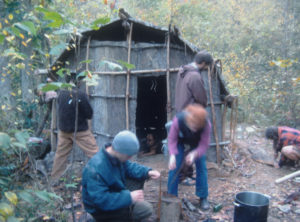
(199, 198), (210, 210)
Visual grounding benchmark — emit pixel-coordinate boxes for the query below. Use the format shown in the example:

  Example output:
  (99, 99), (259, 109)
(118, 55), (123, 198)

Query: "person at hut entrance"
(172, 51), (212, 210)
(51, 74), (99, 183)
(167, 104), (211, 210)
(175, 50), (212, 112)
(82, 130), (160, 222)
(265, 126), (300, 168)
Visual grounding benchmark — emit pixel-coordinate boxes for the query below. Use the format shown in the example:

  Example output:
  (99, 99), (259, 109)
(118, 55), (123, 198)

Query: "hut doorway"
(135, 75), (167, 153)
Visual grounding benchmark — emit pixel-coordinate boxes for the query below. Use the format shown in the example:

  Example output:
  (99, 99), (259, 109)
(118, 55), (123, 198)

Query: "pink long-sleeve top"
(168, 116), (211, 157)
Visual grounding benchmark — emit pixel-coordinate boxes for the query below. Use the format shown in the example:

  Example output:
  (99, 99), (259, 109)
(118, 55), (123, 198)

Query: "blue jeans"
(167, 143), (208, 198)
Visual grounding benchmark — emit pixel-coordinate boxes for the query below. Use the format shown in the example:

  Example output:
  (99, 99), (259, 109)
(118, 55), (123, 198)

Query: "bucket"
(233, 191), (270, 222)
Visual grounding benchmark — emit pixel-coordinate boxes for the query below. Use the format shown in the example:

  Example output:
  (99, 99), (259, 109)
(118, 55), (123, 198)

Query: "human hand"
(169, 155), (176, 170)
(185, 151), (197, 166)
(130, 190), (144, 202)
(148, 170), (160, 179)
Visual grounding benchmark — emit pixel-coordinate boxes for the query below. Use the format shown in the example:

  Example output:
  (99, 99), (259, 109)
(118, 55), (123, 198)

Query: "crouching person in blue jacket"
(82, 130), (161, 222)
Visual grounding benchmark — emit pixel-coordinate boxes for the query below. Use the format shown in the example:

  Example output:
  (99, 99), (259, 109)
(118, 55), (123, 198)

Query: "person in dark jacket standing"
(82, 130), (160, 222)
(172, 51), (213, 210)
(51, 75), (99, 182)
(175, 50), (212, 112)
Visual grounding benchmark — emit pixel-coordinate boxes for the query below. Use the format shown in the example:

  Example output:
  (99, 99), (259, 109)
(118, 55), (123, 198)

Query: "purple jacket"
(168, 116), (211, 157)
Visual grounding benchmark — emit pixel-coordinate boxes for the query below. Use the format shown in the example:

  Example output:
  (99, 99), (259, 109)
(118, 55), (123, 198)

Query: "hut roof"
(51, 17), (199, 70)
(49, 16), (229, 96)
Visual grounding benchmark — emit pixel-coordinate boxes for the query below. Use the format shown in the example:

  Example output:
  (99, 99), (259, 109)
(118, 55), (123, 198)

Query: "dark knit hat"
(112, 130), (140, 156)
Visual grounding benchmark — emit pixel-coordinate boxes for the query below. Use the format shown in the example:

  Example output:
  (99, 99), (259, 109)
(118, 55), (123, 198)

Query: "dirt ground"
(53, 125), (299, 222)
(137, 128), (300, 222)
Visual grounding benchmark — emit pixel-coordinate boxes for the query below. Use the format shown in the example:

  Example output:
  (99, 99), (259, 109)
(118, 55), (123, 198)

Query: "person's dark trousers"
(92, 207), (131, 222)
(167, 143), (208, 198)
(91, 179), (153, 222)
(91, 201), (153, 222)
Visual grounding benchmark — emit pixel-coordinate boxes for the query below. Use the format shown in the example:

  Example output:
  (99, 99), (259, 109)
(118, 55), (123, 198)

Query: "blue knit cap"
(112, 130), (140, 156)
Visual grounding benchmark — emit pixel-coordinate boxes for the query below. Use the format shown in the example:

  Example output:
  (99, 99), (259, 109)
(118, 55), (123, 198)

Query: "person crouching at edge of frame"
(265, 126), (300, 168)
(167, 104), (211, 210)
(82, 130), (161, 222)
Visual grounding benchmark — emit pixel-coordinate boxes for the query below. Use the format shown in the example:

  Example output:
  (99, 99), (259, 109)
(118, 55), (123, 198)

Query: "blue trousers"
(167, 143), (208, 198)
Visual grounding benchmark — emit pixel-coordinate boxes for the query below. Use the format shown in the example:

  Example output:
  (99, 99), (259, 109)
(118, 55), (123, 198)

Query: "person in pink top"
(167, 104), (211, 210)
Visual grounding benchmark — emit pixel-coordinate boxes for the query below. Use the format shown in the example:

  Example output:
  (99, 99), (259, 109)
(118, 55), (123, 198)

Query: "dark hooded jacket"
(175, 63), (207, 112)
(82, 147), (151, 214)
(57, 89), (93, 132)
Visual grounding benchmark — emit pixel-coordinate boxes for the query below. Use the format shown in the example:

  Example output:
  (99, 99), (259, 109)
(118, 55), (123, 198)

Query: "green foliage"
(90, 16), (111, 30)
(118, 0), (300, 127)
(117, 60), (136, 70)
(99, 60), (123, 71)
(0, 189), (62, 222)
(35, 7), (65, 28)
(38, 82), (74, 92)
(0, 129), (63, 221)
(0, 133), (11, 150)
(14, 21), (37, 36)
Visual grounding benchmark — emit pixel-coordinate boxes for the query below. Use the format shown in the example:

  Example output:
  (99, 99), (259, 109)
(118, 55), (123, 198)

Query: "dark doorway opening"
(136, 75), (167, 154)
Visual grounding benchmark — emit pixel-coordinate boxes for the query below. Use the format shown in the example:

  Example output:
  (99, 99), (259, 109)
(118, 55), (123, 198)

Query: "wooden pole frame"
(208, 65), (221, 165)
(93, 68), (180, 75)
(221, 101), (228, 141)
(85, 36), (92, 129)
(125, 23), (133, 130)
(35, 68), (181, 76)
(166, 27), (172, 121)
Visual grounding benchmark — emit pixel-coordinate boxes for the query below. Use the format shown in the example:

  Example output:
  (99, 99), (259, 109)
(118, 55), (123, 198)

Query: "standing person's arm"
(185, 121), (211, 165)
(188, 73), (207, 107)
(273, 140), (283, 168)
(168, 117), (180, 170)
(168, 117), (180, 156)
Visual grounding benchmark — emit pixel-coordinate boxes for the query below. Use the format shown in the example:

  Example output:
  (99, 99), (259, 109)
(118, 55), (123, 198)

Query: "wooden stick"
(221, 101), (228, 141)
(125, 23), (133, 130)
(208, 65), (221, 165)
(157, 175), (162, 220)
(232, 98), (238, 145)
(166, 26), (172, 121)
(93, 68), (180, 75)
(50, 99), (57, 152)
(275, 170), (300, 184)
(85, 36), (91, 73)
(85, 36), (92, 129)
(35, 68), (181, 76)
(229, 99), (234, 142)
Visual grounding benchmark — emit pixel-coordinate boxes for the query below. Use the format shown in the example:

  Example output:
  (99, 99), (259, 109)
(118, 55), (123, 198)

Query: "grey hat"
(112, 130), (140, 156)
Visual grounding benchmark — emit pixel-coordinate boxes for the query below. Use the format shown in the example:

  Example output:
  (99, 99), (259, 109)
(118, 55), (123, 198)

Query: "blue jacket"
(82, 147), (151, 214)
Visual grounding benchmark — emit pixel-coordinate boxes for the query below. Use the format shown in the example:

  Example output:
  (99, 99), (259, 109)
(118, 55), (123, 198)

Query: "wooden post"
(157, 176), (162, 221)
(208, 65), (221, 165)
(93, 67), (180, 75)
(125, 23), (133, 130)
(229, 99), (234, 142)
(85, 36), (92, 129)
(221, 102), (228, 141)
(85, 36), (91, 75)
(232, 97), (238, 145)
(229, 97), (238, 145)
(166, 28), (172, 121)
(160, 195), (181, 222)
(50, 99), (57, 151)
